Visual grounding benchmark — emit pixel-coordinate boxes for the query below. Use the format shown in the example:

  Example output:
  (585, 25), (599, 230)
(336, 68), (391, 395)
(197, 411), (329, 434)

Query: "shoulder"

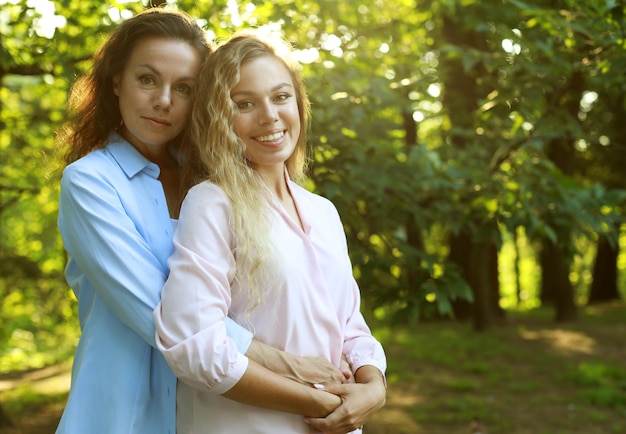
(178, 181), (234, 237)
(63, 134), (153, 183)
(186, 181), (228, 203)
(64, 147), (112, 172)
(181, 181), (231, 218)
(61, 147), (118, 189)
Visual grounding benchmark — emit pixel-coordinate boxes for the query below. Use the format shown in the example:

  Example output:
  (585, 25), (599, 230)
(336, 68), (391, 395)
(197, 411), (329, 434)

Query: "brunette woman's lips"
(144, 117), (171, 127)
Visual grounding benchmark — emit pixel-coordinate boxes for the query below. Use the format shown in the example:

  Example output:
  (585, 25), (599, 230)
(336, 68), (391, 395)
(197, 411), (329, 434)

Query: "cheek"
(290, 109), (302, 136)
(171, 100), (193, 123)
(233, 115), (246, 138)
(180, 97), (193, 112)
(116, 93), (130, 115)
(289, 103), (301, 125)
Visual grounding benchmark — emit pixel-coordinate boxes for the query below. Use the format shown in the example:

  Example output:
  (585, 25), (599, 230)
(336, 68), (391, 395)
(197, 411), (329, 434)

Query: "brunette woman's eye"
(139, 75), (155, 85)
(175, 84), (192, 94)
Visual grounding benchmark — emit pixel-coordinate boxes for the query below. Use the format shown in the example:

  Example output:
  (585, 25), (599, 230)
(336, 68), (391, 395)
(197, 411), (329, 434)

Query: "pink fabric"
(154, 177), (386, 433)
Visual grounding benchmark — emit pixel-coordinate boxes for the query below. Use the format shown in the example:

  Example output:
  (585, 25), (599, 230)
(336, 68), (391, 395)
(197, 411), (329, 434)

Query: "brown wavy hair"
(58, 7), (212, 165)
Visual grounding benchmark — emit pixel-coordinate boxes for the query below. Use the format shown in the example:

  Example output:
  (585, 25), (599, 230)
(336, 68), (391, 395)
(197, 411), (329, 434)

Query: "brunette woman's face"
(231, 55), (300, 175)
(113, 36), (201, 161)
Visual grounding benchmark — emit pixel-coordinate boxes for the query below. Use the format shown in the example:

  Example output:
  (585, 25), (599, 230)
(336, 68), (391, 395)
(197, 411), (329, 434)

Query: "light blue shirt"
(56, 133), (253, 434)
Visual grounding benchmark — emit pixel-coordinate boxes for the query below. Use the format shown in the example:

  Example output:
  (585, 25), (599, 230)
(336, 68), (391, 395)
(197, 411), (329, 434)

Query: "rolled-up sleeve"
(154, 182), (249, 394)
(342, 277), (387, 377)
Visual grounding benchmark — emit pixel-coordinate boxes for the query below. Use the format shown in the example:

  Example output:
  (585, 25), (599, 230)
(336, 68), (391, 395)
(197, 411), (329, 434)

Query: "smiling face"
(113, 36), (202, 162)
(231, 55), (301, 176)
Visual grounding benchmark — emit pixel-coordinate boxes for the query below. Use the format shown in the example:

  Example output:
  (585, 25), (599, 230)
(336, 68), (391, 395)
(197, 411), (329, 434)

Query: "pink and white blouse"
(154, 176), (386, 433)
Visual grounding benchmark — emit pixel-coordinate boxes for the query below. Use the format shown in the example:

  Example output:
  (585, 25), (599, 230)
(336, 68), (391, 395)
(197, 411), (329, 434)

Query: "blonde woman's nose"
(258, 100), (278, 124)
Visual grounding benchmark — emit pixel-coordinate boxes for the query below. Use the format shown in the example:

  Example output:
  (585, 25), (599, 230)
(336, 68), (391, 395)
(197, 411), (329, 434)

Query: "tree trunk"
(439, 8), (505, 330)
(449, 231), (503, 330)
(470, 240), (499, 332)
(541, 70), (585, 321)
(402, 109), (425, 315)
(540, 240), (578, 322)
(488, 241), (506, 323)
(449, 231), (473, 321)
(588, 233), (621, 304)
(0, 403), (14, 428)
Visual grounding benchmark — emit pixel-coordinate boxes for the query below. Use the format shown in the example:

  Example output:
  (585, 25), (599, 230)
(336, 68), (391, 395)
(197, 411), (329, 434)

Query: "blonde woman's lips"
(256, 131), (285, 142)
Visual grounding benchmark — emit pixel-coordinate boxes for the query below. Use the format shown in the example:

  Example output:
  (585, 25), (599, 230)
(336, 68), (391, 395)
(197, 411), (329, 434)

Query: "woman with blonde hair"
(56, 8), (348, 433)
(155, 29), (386, 433)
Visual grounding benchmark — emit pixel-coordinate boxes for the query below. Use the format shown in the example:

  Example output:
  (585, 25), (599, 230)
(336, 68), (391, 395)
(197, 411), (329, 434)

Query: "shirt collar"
(105, 132), (160, 179)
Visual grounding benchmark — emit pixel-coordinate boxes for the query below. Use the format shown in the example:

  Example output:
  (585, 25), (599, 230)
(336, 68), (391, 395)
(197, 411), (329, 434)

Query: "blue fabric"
(56, 133), (252, 434)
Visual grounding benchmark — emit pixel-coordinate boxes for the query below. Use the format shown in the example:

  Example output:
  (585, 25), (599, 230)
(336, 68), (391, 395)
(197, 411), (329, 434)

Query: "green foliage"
(2, 0), (626, 368)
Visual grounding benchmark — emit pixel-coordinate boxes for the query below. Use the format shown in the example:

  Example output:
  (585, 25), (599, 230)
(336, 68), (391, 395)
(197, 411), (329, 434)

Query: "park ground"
(1, 302), (625, 433)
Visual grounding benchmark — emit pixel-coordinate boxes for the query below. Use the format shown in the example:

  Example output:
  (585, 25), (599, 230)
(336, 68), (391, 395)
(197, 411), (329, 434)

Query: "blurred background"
(1, 0), (625, 432)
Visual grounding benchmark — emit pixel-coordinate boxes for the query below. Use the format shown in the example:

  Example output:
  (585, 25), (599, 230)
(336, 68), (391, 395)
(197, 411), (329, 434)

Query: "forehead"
(235, 55), (294, 91)
(125, 36), (202, 75)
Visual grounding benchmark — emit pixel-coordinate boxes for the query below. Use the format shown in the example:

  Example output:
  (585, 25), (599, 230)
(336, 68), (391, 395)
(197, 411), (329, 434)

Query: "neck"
(255, 164), (288, 198)
(257, 167), (303, 230)
(159, 165), (182, 219)
(118, 127), (178, 168)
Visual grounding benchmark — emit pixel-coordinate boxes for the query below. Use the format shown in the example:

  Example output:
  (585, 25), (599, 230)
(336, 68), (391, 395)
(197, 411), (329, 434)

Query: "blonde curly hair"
(184, 29), (311, 314)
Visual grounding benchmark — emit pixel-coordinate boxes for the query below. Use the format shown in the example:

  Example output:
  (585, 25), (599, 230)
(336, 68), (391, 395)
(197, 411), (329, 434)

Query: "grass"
(0, 302), (624, 434)
(366, 301), (626, 434)
(0, 361), (72, 433)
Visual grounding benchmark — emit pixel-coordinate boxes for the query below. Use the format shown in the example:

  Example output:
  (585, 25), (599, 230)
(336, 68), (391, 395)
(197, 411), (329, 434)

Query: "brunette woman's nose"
(154, 87), (173, 111)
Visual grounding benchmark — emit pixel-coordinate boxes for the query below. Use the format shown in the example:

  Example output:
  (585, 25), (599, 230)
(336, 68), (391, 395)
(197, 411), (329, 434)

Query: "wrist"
(247, 340), (292, 377)
(313, 388), (341, 417)
(354, 365), (385, 385)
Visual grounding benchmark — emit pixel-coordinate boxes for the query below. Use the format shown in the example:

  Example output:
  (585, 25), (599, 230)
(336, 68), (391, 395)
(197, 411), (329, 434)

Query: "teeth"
(257, 132), (284, 142)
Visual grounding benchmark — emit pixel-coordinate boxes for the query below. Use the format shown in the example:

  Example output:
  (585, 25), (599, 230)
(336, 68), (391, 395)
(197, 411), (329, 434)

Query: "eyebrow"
(231, 82), (293, 98)
(137, 64), (197, 82)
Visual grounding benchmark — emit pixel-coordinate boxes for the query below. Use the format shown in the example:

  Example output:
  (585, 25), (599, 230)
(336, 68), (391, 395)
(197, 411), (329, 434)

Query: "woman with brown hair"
(56, 9), (347, 433)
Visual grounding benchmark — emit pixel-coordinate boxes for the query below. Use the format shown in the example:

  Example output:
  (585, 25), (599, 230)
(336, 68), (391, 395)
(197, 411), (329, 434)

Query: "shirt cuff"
(225, 316), (253, 354)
